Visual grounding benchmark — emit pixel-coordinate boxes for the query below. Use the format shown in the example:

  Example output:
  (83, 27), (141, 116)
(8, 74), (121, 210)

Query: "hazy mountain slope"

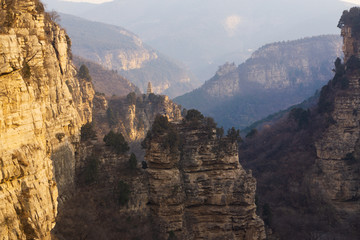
(175, 35), (342, 129)
(73, 56), (139, 97)
(241, 90), (320, 135)
(59, 13), (196, 98)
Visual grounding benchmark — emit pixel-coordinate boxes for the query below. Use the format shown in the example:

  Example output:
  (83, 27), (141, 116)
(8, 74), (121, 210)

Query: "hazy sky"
(43, 0), (360, 80)
(341, 0), (360, 5)
(61, 0), (113, 3)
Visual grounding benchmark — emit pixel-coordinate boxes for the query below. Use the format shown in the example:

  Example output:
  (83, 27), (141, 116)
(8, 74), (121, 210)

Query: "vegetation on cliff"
(338, 7), (360, 33)
(103, 130), (129, 154)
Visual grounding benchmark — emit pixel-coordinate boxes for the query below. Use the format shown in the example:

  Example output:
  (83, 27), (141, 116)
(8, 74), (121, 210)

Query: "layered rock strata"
(0, 0), (93, 239)
(312, 21), (360, 230)
(93, 94), (182, 142)
(145, 124), (266, 239)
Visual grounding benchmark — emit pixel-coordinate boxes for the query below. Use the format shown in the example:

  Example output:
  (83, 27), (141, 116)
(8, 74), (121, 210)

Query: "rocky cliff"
(53, 113), (266, 240)
(144, 116), (266, 239)
(310, 13), (360, 237)
(175, 35), (342, 129)
(0, 0), (93, 239)
(93, 93), (182, 143)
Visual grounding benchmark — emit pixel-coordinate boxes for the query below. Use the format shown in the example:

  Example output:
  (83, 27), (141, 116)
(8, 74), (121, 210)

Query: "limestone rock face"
(0, 0), (93, 239)
(123, 95), (182, 142)
(145, 124), (266, 240)
(342, 26), (360, 62)
(94, 94), (182, 143)
(313, 58), (360, 225)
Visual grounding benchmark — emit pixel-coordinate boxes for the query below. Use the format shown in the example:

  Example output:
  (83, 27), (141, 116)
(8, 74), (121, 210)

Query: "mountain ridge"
(175, 35), (342, 129)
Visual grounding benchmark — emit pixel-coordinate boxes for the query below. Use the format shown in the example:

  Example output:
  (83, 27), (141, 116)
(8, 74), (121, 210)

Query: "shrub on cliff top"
(126, 92), (137, 105)
(151, 115), (172, 136)
(338, 7), (360, 33)
(185, 109), (204, 122)
(227, 127), (242, 142)
(77, 64), (92, 82)
(103, 130), (129, 154)
(142, 115), (180, 153)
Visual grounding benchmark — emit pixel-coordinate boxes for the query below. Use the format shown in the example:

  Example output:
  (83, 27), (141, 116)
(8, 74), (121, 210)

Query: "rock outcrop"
(310, 14), (360, 236)
(93, 93), (182, 143)
(0, 0), (93, 239)
(145, 119), (266, 239)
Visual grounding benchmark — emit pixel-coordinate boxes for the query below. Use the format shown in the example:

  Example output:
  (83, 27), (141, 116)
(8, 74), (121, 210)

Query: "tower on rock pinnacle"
(147, 82), (153, 95)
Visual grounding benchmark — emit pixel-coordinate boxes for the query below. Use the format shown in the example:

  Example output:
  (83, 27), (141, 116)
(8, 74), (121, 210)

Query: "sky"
(43, 0), (360, 81)
(341, 0), (360, 5)
(61, 0), (113, 3)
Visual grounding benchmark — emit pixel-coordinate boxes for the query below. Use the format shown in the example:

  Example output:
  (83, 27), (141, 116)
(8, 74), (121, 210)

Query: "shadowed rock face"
(145, 122), (266, 240)
(310, 22), (360, 237)
(0, 0), (93, 239)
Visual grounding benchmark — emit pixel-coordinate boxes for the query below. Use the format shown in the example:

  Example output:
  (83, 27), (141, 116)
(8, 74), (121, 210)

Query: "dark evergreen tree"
(103, 130), (129, 154)
(77, 64), (92, 82)
(80, 122), (96, 141)
(227, 127), (242, 142)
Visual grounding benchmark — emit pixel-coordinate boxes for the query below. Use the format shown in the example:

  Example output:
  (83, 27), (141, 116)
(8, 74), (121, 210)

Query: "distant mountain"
(72, 56), (139, 97)
(175, 35), (342, 129)
(60, 13), (196, 98)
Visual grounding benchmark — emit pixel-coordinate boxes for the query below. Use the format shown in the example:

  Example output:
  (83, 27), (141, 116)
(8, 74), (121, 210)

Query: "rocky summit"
(144, 117), (266, 239)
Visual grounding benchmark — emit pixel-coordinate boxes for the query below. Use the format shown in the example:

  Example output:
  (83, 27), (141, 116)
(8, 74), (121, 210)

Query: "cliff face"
(145, 121), (266, 239)
(310, 23), (360, 233)
(0, 0), (93, 239)
(93, 93), (182, 143)
(53, 113), (265, 240)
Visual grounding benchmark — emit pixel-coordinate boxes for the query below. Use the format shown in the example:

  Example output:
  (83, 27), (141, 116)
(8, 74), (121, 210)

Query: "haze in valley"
(42, 0), (360, 82)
